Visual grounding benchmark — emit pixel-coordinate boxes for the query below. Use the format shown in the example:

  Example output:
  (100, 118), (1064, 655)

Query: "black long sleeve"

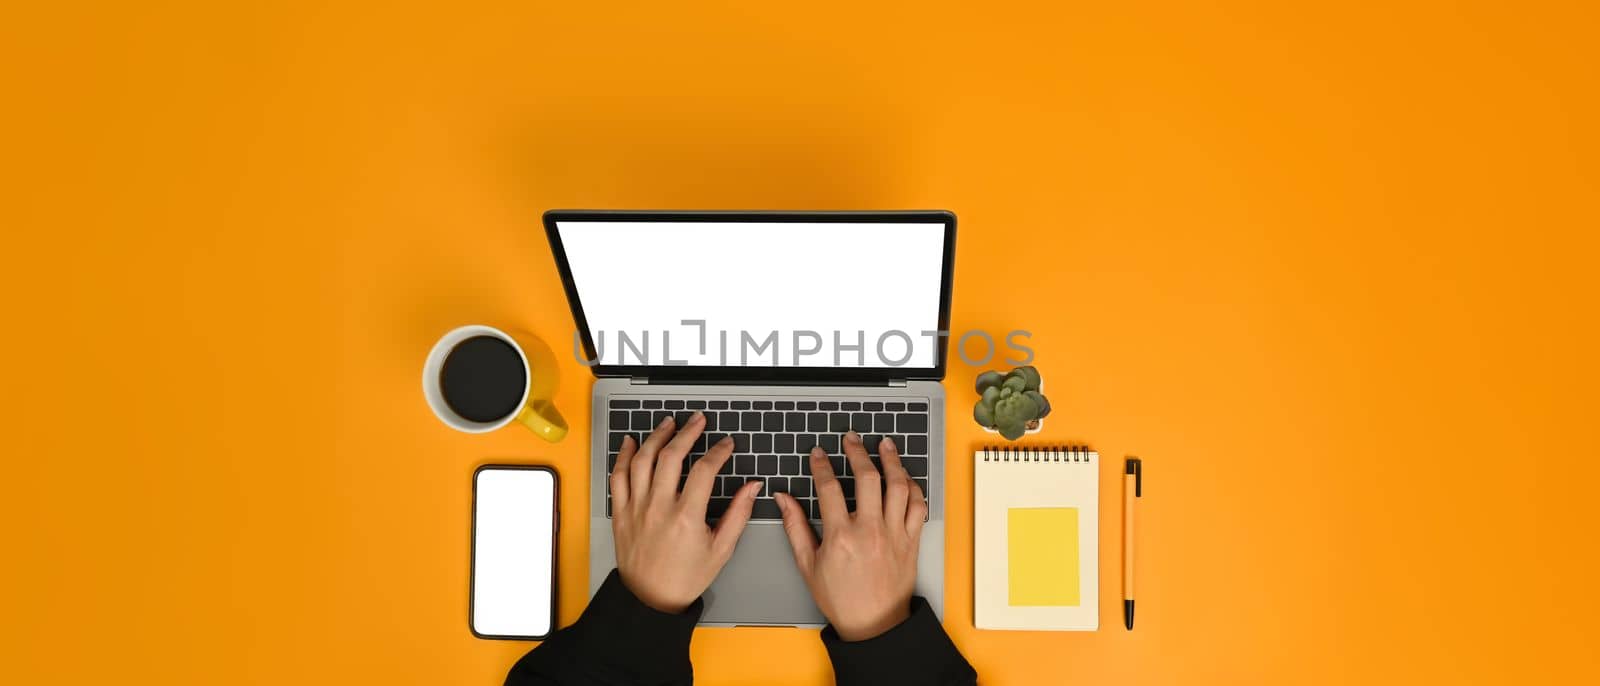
(820, 597), (977, 686)
(504, 569), (701, 686)
(504, 574), (975, 686)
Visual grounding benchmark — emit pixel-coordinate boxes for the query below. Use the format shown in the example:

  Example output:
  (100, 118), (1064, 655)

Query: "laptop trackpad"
(701, 523), (826, 626)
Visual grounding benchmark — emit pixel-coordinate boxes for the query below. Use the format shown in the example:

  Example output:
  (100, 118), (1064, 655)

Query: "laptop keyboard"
(605, 397), (932, 521)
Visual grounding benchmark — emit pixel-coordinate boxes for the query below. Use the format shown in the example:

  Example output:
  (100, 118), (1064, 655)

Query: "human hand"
(611, 412), (764, 613)
(774, 431), (928, 641)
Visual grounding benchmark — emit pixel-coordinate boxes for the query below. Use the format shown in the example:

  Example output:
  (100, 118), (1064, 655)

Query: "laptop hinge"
(629, 376), (650, 385)
(887, 378), (908, 388)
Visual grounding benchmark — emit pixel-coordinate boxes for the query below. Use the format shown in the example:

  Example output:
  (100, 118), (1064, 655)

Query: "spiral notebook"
(974, 445), (1099, 631)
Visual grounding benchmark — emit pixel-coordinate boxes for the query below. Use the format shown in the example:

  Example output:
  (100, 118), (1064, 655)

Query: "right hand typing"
(774, 431), (928, 641)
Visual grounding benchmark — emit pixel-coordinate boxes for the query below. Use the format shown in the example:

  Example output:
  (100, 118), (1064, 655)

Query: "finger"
(906, 474), (928, 542)
(712, 480), (764, 558)
(681, 435), (734, 515)
(650, 411), (705, 502)
(610, 434), (637, 510)
(878, 436), (911, 531)
(630, 414), (675, 502)
(808, 446), (850, 524)
(774, 492), (818, 573)
(843, 431), (881, 518)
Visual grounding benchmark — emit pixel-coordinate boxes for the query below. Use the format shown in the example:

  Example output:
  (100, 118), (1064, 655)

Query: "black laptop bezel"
(543, 210), (956, 384)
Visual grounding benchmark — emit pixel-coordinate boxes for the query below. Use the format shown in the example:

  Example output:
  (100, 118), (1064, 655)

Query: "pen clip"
(1126, 457), (1142, 497)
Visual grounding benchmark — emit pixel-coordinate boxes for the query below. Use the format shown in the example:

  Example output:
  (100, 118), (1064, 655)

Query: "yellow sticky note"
(1007, 507), (1080, 606)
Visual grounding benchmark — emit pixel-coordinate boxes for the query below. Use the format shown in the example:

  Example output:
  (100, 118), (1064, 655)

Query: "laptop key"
(897, 413), (928, 433)
(608, 432), (629, 451)
(838, 477), (855, 498)
(701, 412), (718, 430)
(610, 399), (640, 409)
(829, 413), (849, 432)
(887, 434), (905, 452)
(820, 401), (839, 411)
(665, 399), (684, 409)
(830, 456), (847, 475)
(752, 433), (772, 453)
(780, 454), (799, 474)
(706, 432), (728, 448)
(913, 478), (928, 498)
(874, 413), (895, 432)
(709, 400), (729, 410)
(850, 413), (873, 432)
(908, 402), (928, 411)
(732, 400), (751, 410)
(795, 434), (817, 453)
(786, 412), (806, 431)
(733, 434), (751, 452)
(687, 400), (706, 410)
(791, 478), (811, 498)
(766, 476), (788, 495)
(758, 455), (777, 475)
(719, 412), (739, 431)
(653, 410), (672, 426)
(675, 410), (694, 426)
(751, 498), (781, 520)
(775, 433), (794, 454)
(817, 433), (837, 454)
(609, 410), (629, 428)
(763, 412), (784, 432)
(631, 411), (652, 429)
(864, 401), (884, 411)
(798, 401), (817, 410)
(754, 401), (773, 410)
(900, 457), (928, 477)
(775, 401), (794, 410)
(644, 400), (662, 409)
(886, 402), (905, 412)
(736, 454), (755, 474)
(842, 401), (861, 411)
(808, 412), (828, 432)
(907, 435), (927, 455)
(718, 456), (735, 475)
(741, 412), (762, 430)
(694, 435), (708, 453)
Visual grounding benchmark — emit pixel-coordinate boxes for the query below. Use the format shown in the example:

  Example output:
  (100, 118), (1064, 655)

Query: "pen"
(1124, 457), (1142, 630)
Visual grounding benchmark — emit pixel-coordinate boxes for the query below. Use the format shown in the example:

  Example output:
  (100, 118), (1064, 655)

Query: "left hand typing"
(610, 412), (764, 613)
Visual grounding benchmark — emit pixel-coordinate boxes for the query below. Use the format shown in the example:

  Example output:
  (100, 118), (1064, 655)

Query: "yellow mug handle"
(515, 400), (567, 443)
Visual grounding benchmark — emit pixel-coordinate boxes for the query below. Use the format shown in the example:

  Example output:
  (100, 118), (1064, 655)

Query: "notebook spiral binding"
(981, 445), (1095, 462)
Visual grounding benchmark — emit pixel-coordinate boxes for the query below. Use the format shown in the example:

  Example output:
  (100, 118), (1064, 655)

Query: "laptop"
(544, 210), (955, 626)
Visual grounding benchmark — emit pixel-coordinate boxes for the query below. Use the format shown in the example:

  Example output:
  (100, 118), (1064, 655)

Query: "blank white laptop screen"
(555, 221), (947, 368)
(471, 468), (555, 639)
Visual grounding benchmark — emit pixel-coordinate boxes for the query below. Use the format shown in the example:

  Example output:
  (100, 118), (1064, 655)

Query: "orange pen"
(1124, 457), (1142, 630)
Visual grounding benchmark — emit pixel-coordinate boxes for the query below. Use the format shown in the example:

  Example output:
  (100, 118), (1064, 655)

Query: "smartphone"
(470, 465), (558, 640)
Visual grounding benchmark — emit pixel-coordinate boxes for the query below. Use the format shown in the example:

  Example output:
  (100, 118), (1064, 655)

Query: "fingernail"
(718, 435), (734, 445)
(845, 430), (860, 444)
(659, 415), (673, 428)
(751, 481), (764, 495)
(691, 410), (704, 423)
(880, 436), (894, 447)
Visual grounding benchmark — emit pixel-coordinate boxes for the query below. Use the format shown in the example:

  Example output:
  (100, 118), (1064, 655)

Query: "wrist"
(833, 602), (912, 642)
(618, 572), (692, 614)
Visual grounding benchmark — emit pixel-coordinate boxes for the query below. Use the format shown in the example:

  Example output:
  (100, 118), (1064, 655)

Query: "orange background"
(3, 1), (1598, 683)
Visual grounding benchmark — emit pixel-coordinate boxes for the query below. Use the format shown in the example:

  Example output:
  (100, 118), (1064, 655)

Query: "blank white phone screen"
(472, 468), (555, 638)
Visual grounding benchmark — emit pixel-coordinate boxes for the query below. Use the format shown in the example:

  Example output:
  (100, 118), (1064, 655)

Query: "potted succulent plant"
(973, 366), (1051, 440)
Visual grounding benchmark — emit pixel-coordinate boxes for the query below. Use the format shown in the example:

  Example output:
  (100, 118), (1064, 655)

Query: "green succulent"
(972, 366), (1051, 440)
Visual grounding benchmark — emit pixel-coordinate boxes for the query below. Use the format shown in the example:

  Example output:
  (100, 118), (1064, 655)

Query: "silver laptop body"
(544, 210), (955, 626)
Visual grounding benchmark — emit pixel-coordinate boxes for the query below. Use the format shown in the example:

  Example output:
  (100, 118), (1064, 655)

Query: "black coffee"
(440, 335), (527, 423)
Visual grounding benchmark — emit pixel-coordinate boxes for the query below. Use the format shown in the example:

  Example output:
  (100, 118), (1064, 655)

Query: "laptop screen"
(551, 216), (951, 374)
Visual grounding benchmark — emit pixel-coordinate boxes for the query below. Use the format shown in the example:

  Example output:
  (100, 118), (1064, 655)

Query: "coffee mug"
(423, 325), (568, 442)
